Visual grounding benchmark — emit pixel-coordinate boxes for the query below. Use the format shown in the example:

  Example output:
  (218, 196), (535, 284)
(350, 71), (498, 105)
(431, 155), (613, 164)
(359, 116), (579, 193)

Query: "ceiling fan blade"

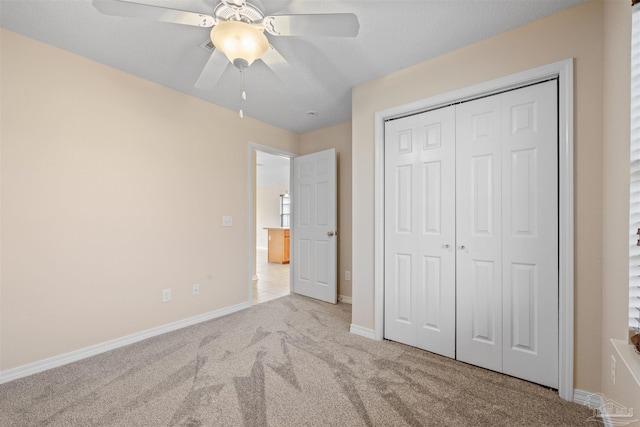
(261, 45), (296, 81)
(195, 49), (229, 90)
(92, 0), (215, 27)
(263, 14), (359, 37)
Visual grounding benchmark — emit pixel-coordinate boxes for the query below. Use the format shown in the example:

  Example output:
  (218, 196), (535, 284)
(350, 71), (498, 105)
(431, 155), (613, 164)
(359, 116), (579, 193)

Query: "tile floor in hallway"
(253, 248), (290, 305)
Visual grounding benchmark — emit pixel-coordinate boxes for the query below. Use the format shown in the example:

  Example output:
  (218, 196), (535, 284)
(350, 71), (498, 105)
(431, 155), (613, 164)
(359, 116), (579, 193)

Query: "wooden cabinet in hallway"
(267, 228), (290, 264)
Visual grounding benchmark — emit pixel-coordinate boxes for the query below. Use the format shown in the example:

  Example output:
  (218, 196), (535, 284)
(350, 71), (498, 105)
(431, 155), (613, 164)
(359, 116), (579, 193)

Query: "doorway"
(249, 144), (296, 305)
(248, 144), (339, 306)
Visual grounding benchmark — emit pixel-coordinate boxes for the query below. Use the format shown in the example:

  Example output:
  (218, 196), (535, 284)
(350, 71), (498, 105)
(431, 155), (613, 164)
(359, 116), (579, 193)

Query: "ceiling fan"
(92, 0), (360, 117)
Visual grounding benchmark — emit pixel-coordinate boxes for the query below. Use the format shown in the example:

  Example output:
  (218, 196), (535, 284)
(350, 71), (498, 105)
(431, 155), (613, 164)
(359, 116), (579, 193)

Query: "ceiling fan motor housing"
(214, 1), (264, 24)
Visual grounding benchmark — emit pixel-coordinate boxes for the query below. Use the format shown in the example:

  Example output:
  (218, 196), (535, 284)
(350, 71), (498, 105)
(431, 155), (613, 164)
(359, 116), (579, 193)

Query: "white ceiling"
(1, 0), (588, 134)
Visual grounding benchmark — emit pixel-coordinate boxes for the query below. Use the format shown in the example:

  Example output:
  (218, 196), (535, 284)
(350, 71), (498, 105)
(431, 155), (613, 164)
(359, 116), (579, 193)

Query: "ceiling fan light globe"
(210, 20), (269, 67)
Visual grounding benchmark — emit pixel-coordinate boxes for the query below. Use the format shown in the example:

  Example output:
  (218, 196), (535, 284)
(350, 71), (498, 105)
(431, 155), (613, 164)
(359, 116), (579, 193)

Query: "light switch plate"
(222, 216), (232, 227)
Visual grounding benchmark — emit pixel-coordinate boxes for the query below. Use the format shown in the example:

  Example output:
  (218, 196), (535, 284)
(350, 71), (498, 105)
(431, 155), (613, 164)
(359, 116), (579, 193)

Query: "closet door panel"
(456, 95), (503, 372)
(384, 107), (456, 358)
(416, 107), (456, 358)
(501, 81), (558, 388)
(385, 116), (419, 346)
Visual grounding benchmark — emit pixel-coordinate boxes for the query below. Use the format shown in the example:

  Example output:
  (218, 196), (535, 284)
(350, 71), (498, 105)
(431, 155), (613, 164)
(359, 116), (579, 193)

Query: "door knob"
(327, 231), (335, 237)
(458, 245), (466, 250)
(443, 244), (450, 249)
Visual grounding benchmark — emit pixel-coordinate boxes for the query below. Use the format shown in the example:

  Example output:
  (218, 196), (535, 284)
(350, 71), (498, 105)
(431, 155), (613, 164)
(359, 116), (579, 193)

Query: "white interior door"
(384, 106), (456, 358)
(455, 94), (504, 372)
(291, 149), (337, 304)
(500, 81), (558, 388)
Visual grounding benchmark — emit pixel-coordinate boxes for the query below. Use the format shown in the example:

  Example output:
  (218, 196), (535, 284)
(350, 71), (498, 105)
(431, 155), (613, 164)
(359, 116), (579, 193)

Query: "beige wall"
(0, 29), (299, 371)
(351, 0), (605, 392)
(299, 122), (353, 299)
(601, 0), (640, 416)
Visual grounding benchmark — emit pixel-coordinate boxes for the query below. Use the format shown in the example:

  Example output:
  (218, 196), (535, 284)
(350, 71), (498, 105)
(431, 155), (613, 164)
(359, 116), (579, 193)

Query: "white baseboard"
(574, 389), (603, 406)
(338, 295), (352, 304)
(0, 301), (251, 385)
(574, 389), (614, 427)
(350, 324), (377, 340)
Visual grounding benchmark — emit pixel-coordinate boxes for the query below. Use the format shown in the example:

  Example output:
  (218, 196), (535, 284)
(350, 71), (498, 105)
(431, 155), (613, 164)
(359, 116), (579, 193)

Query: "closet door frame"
(372, 59), (574, 401)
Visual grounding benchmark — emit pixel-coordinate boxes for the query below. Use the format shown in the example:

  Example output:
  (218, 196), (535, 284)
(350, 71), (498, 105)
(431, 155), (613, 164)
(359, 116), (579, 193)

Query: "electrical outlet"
(192, 284), (200, 296)
(345, 270), (351, 281)
(162, 288), (171, 303)
(222, 216), (232, 227)
(611, 355), (616, 385)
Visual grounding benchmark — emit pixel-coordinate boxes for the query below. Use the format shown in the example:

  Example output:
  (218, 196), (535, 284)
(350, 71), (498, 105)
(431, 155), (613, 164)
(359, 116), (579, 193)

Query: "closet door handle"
(443, 244), (450, 249)
(458, 245), (466, 250)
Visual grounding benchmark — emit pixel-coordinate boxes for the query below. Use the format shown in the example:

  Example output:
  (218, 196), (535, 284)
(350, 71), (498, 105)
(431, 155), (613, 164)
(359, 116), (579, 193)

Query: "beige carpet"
(0, 294), (592, 426)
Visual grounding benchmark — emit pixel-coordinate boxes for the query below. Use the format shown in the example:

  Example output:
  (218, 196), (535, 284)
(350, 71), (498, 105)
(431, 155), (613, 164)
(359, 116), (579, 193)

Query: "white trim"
(374, 98), (386, 342)
(573, 389), (603, 406)
(612, 339), (640, 388)
(350, 324), (377, 340)
(371, 59), (574, 400)
(599, 410), (614, 427)
(338, 295), (353, 304)
(557, 59), (575, 402)
(247, 143), (297, 306)
(0, 301), (251, 385)
(574, 390), (614, 427)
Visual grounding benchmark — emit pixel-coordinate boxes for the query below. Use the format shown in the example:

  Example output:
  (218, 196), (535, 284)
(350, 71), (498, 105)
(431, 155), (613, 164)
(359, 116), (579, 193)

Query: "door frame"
(247, 143), (297, 304)
(372, 59), (574, 400)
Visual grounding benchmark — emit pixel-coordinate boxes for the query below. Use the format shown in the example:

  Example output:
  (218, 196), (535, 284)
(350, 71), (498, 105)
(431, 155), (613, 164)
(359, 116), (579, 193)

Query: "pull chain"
(239, 67), (246, 119)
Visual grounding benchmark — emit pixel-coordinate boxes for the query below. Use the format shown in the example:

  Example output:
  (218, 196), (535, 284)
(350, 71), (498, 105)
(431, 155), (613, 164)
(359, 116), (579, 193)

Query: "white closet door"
(384, 107), (456, 358)
(384, 81), (559, 388)
(501, 81), (558, 388)
(455, 95), (503, 372)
